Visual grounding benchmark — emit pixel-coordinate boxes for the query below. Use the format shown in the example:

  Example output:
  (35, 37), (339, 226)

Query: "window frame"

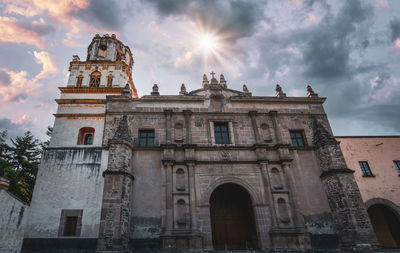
(138, 129), (155, 147)
(359, 161), (374, 177)
(213, 122), (230, 145)
(89, 71), (101, 87)
(290, 130), (306, 147)
(58, 209), (83, 237)
(394, 161), (400, 175)
(77, 127), (95, 145)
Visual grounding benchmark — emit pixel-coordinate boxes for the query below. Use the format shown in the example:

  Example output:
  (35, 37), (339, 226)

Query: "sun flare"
(197, 33), (220, 55)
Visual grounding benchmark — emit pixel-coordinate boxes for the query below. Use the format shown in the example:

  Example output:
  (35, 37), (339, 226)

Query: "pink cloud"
(0, 16), (47, 49)
(377, 0), (389, 8)
(370, 76), (399, 101)
(33, 51), (58, 80)
(12, 114), (32, 125)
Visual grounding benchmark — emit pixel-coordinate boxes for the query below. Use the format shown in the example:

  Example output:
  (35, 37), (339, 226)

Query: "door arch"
(209, 183), (258, 250)
(368, 204), (400, 248)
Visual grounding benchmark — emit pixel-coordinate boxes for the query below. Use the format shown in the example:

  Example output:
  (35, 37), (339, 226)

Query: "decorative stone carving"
(151, 84), (160, 96)
(179, 83), (187, 95)
(307, 85), (318, 98)
(276, 84), (286, 98)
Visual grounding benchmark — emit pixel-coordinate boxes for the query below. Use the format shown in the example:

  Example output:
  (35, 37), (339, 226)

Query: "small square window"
(63, 216), (78, 236)
(139, 130), (155, 147)
(290, 131), (305, 147)
(394, 161), (400, 175)
(359, 161), (374, 177)
(214, 122), (230, 144)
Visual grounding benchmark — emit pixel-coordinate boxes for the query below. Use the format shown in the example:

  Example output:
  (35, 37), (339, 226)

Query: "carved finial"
(122, 83), (130, 97)
(179, 83), (187, 95)
(307, 85), (319, 98)
(72, 55), (80, 61)
(243, 84), (249, 93)
(275, 84), (286, 98)
(151, 84), (160, 96)
(219, 74), (227, 88)
(202, 74), (209, 89)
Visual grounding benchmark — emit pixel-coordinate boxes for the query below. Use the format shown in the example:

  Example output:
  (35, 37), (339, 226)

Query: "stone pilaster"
(183, 110), (192, 144)
(313, 119), (378, 252)
(164, 109), (172, 144)
(187, 162), (198, 231)
(249, 111), (261, 144)
(97, 116), (134, 253)
(269, 111), (282, 144)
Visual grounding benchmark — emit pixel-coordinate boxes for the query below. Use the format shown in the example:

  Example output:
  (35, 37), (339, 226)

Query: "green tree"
(0, 130), (12, 175)
(7, 131), (42, 202)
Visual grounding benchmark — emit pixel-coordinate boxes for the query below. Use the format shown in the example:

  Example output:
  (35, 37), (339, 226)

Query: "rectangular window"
(359, 161), (374, 177)
(58, 209), (82, 237)
(139, 130), (155, 147)
(394, 161), (400, 175)
(214, 122), (230, 144)
(290, 131), (305, 147)
(63, 216), (78, 236)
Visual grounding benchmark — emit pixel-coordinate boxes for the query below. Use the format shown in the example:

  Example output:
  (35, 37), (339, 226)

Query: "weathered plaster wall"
(50, 118), (104, 148)
(337, 136), (400, 206)
(0, 189), (28, 253)
(24, 148), (107, 238)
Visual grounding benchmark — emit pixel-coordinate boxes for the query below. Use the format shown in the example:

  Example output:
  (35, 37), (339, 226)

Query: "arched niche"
(175, 168), (185, 191)
(271, 167), (284, 189)
(277, 198), (290, 224)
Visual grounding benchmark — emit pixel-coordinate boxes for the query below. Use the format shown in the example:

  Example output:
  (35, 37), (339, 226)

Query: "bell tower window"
(76, 74), (83, 87)
(89, 71), (101, 87)
(77, 127), (95, 145)
(107, 74), (113, 87)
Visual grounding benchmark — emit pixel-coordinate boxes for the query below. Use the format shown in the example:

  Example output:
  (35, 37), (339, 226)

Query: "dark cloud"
(0, 118), (31, 140)
(0, 70), (11, 87)
(144, 0), (266, 42)
(74, 0), (134, 30)
(18, 20), (56, 36)
(300, 0), (373, 79)
(389, 18), (400, 42)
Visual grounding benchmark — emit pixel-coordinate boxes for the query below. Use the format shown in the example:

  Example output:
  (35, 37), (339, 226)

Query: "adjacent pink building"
(336, 136), (400, 248)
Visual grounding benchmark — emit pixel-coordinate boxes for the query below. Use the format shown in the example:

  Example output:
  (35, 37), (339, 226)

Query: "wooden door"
(210, 183), (258, 250)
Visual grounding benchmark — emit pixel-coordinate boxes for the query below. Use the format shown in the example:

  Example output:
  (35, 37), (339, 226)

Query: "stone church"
(22, 34), (379, 252)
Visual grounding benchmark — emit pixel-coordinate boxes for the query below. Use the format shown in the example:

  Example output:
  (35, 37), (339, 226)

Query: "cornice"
(59, 87), (124, 94)
(55, 99), (106, 104)
(54, 113), (105, 118)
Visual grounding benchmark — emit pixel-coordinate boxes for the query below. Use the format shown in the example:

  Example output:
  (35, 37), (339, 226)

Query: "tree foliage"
(0, 129), (49, 203)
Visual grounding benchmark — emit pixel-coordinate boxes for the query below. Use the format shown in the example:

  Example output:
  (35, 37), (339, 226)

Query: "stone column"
(281, 162), (305, 227)
(164, 161), (174, 232)
(269, 111), (282, 144)
(249, 111), (261, 144)
(313, 119), (378, 252)
(187, 162), (197, 230)
(164, 109), (172, 144)
(183, 110), (192, 144)
(97, 116), (134, 253)
(260, 162), (278, 228)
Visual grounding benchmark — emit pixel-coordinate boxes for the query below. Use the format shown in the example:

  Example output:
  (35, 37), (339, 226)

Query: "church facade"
(22, 35), (378, 252)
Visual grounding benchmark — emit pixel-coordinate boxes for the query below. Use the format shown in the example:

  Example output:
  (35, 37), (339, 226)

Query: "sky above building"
(0, 0), (399, 140)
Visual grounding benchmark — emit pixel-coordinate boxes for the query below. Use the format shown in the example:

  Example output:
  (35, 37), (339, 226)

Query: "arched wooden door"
(368, 204), (400, 248)
(209, 183), (258, 250)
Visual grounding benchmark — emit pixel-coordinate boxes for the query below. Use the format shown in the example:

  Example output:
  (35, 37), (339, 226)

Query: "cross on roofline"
(210, 71), (215, 79)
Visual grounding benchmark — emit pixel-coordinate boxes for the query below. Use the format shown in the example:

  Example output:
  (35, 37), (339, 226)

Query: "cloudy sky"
(0, 0), (399, 140)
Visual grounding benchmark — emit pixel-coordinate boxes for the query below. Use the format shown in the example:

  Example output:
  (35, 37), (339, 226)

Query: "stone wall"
(0, 189), (28, 253)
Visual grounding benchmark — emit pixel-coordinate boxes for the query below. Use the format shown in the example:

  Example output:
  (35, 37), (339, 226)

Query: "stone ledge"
(102, 170), (134, 180)
(320, 168), (355, 179)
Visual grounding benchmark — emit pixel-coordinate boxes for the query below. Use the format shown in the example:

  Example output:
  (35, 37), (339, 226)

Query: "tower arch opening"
(209, 183), (258, 250)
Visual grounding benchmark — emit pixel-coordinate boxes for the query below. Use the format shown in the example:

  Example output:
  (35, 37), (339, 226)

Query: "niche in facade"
(175, 168), (185, 191)
(260, 123), (271, 142)
(271, 167), (284, 189)
(277, 198), (290, 223)
(176, 199), (187, 228)
(174, 123), (183, 142)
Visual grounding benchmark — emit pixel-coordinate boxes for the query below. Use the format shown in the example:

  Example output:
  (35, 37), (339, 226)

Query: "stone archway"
(366, 198), (400, 248)
(209, 183), (258, 250)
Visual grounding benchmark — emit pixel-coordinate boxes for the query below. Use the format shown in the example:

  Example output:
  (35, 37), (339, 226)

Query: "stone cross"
(210, 71), (215, 79)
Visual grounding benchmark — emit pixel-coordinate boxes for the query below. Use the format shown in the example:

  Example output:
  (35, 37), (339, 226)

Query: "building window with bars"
(359, 161), (374, 177)
(89, 71), (101, 87)
(290, 131), (305, 147)
(394, 161), (400, 175)
(214, 122), (230, 144)
(139, 130), (155, 147)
